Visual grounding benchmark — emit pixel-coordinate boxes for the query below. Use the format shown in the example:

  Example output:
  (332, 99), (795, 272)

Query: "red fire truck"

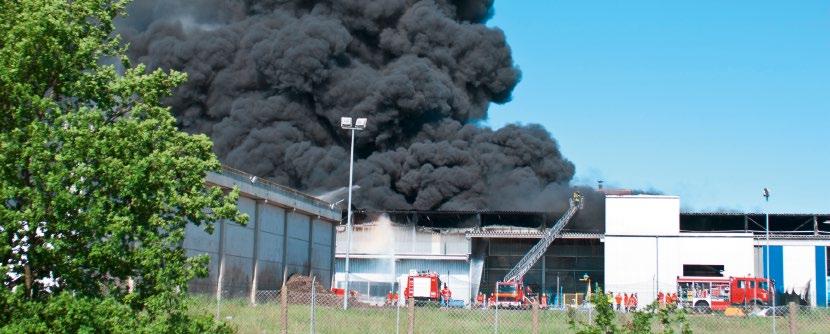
(677, 276), (774, 312)
(404, 271), (441, 302)
(493, 280), (528, 308)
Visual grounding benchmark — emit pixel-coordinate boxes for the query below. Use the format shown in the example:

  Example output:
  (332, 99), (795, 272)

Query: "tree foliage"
(0, 0), (244, 331)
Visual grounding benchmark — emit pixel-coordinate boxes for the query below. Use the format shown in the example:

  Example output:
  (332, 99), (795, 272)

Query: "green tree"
(0, 0), (244, 331)
(569, 288), (620, 334)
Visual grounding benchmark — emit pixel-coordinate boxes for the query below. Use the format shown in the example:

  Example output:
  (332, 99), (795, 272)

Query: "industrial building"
(334, 194), (830, 308)
(185, 167), (341, 300)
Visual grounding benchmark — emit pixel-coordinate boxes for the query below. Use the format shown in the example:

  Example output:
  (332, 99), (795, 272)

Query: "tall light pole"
(763, 187), (775, 333)
(341, 117), (367, 310)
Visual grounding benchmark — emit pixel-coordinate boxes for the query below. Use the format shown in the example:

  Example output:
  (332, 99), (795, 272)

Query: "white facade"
(604, 196), (755, 307)
(334, 216), (472, 304)
(605, 195), (680, 236)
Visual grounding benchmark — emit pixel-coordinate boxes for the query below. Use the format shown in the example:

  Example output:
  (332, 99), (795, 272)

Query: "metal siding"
(817, 246), (827, 307)
(764, 245), (785, 295)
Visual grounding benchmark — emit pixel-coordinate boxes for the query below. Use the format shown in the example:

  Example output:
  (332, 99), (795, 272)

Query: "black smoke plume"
(120, 0), (584, 212)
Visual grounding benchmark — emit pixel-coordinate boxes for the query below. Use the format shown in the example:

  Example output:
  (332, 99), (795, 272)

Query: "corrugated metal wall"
(186, 194), (338, 297)
(335, 258), (471, 301)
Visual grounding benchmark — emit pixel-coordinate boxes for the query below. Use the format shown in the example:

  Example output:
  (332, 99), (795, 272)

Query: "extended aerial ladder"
(494, 192), (583, 308)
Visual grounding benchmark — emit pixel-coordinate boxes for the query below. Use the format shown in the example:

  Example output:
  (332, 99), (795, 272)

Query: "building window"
(683, 264), (725, 277)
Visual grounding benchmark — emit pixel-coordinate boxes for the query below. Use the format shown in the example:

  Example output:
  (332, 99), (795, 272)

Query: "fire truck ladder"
(502, 194), (583, 283)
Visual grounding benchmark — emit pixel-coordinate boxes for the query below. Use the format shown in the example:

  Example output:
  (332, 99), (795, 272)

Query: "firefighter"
(540, 293), (548, 309)
(614, 293), (622, 311)
(488, 293), (495, 308)
(657, 291), (665, 306)
(391, 290), (399, 305)
(476, 292), (485, 308)
(440, 284), (452, 307)
(670, 292), (678, 305)
(623, 293), (629, 312)
(386, 291), (394, 305)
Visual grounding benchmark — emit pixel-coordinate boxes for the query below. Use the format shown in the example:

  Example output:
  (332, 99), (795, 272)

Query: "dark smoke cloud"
(120, 0), (583, 211)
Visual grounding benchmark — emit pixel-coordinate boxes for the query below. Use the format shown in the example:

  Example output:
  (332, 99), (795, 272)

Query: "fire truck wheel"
(750, 299), (765, 307)
(693, 301), (711, 314)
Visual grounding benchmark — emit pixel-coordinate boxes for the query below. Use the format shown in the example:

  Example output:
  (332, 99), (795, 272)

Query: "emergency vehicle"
(494, 280), (527, 308)
(676, 276), (774, 312)
(404, 270), (441, 302)
(492, 193), (582, 309)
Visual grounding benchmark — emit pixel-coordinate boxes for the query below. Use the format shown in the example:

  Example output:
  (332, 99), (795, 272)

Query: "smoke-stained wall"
(187, 170), (340, 297)
(119, 0), (588, 212)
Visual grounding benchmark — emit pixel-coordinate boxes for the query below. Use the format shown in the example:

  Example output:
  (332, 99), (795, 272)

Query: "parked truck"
(493, 280), (528, 308)
(404, 270), (441, 302)
(677, 276), (774, 312)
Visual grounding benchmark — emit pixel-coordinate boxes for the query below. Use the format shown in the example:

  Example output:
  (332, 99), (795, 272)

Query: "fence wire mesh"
(186, 282), (830, 334)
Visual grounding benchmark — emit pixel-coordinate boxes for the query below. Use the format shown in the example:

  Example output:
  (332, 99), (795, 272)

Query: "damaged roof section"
(350, 209), (604, 234)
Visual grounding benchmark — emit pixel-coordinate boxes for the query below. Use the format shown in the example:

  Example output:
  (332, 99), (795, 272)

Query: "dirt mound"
(283, 274), (329, 294)
(279, 274), (374, 308)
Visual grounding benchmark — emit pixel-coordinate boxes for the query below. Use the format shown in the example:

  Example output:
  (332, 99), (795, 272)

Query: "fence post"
(310, 276), (316, 334)
(396, 300), (401, 334)
(494, 298), (499, 334)
(532, 298), (539, 334)
(787, 302), (796, 334)
(280, 271), (288, 334)
(407, 297), (415, 334)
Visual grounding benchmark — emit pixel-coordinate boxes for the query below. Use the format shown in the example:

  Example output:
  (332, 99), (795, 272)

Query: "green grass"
(187, 296), (830, 334)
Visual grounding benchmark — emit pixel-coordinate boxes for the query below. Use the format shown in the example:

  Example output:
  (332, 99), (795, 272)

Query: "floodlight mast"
(340, 116), (366, 310)
(763, 187), (775, 333)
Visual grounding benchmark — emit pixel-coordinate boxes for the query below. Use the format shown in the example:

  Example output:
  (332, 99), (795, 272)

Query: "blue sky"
(485, 1), (830, 213)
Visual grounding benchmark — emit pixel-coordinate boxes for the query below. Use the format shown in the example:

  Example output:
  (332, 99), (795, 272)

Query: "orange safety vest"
(441, 288), (451, 299)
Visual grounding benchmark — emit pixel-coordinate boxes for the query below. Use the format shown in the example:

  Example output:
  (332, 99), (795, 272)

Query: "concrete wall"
(185, 169), (340, 300)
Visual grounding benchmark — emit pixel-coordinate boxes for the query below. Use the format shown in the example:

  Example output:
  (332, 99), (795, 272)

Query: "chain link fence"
(187, 282), (830, 333)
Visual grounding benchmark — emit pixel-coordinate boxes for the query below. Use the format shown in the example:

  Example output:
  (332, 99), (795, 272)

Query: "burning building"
(117, 1), (830, 309)
(333, 196), (830, 308)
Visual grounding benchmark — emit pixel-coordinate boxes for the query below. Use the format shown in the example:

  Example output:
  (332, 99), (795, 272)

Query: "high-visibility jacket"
(441, 288), (451, 300)
(476, 294), (484, 303)
(615, 294), (622, 305)
(540, 294), (548, 307)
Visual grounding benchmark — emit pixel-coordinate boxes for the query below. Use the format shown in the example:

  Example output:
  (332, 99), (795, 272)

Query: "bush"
(0, 290), (232, 334)
(568, 288), (691, 334)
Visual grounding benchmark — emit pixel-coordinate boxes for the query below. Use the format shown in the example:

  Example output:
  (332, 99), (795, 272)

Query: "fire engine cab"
(494, 280), (527, 308)
(404, 270), (441, 302)
(677, 276), (774, 312)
